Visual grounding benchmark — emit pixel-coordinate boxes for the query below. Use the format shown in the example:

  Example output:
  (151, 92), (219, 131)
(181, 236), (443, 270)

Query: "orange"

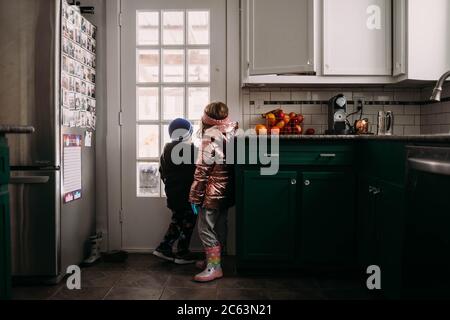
(255, 124), (267, 135)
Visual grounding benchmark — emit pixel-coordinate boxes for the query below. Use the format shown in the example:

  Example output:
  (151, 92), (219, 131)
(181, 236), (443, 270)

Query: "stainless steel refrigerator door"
(9, 170), (60, 278)
(0, 0), (61, 167)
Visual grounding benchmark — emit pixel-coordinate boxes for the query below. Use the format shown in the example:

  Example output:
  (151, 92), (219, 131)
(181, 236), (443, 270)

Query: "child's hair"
(201, 102), (229, 134)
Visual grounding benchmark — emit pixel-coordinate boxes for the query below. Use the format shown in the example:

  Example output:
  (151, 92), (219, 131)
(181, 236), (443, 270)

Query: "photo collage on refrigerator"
(61, 0), (97, 130)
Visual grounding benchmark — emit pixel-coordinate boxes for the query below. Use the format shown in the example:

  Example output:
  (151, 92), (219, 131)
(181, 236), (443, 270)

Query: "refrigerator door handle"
(10, 176), (50, 184)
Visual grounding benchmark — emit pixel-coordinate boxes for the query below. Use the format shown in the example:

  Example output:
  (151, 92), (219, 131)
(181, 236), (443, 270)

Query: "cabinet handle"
(320, 153), (336, 158)
(368, 186), (375, 194)
(304, 180), (310, 186)
(291, 179), (297, 185)
(372, 188), (381, 195)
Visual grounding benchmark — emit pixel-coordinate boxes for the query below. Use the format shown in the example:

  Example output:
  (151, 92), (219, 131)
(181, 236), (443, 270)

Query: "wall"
(420, 84), (450, 134)
(242, 87), (422, 135)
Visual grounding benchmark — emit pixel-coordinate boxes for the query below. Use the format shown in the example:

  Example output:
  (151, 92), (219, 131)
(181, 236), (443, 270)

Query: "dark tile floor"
(12, 254), (377, 300)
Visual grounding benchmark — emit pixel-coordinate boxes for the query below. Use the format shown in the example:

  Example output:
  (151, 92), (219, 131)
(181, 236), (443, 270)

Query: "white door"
(323, 0), (392, 75)
(243, 0), (314, 75)
(120, 0), (226, 251)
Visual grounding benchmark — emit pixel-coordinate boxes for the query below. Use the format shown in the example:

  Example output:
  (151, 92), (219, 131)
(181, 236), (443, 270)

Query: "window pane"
(188, 49), (210, 83)
(138, 125), (159, 158)
(137, 50), (159, 83)
(137, 12), (159, 45)
(163, 11), (184, 45)
(137, 162), (160, 197)
(163, 49), (184, 83)
(188, 87), (209, 120)
(188, 11), (209, 45)
(137, 87), (159, 120)
(162, 124), (170, 148)
(163, 87), (184, 120)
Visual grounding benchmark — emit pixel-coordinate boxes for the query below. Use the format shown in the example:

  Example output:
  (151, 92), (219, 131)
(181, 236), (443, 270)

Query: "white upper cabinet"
(393, 0), (406, 76)
(406, 0), (450, 81)
(242, 0), (314, 76)
(322, 0), (392, 76)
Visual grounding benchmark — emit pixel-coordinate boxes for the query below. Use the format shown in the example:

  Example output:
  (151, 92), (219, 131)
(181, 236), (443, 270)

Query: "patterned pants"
(159, 209), (196, 253)
(197, 208), (228, 250)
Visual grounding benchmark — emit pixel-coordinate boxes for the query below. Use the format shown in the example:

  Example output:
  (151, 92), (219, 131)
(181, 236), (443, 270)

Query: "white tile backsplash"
(242, 87), (428, 135)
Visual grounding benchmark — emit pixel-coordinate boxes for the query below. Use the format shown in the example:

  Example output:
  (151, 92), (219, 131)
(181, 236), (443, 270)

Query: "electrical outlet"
(353, 97), (366, 111)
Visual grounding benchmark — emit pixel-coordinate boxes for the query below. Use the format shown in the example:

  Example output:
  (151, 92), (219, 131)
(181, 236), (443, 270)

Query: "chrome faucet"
(431, 70), (450, 101)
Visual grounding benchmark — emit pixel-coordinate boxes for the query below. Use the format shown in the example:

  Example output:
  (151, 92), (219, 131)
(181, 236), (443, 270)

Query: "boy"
(153, 118), (198, 264)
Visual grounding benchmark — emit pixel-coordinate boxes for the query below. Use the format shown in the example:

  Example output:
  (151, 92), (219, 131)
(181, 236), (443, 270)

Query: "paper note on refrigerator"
(63, 134), (82, 203)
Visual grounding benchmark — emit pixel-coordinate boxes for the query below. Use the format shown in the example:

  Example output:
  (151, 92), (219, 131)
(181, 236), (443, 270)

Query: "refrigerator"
(0, 0), (97, 284)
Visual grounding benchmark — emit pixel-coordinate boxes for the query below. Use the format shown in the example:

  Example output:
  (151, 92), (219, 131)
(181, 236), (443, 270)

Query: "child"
(190, 102), (238, 282)
(153, 118), (197, 264)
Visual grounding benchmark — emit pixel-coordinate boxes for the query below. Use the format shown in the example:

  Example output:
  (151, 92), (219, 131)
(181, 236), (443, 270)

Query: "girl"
(190, 102), (238, 282)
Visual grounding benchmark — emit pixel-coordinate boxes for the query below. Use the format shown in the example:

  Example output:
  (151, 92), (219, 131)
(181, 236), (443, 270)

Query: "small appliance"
(326, 94), (348, 135)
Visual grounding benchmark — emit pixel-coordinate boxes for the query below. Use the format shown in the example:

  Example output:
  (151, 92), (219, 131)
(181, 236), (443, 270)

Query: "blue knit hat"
(168, 118), (193, 142)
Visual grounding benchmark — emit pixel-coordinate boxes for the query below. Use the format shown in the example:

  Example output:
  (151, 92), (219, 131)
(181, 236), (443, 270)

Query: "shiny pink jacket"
(189, 122), (238, 210)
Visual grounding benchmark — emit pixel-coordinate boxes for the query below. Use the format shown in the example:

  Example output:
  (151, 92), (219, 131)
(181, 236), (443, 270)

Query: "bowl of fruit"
(258, 109), (305, 135)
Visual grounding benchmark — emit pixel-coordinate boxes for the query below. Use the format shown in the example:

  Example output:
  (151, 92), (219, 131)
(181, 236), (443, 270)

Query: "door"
(9, 170), (60, 276)
(120, 0), (226, 250)
(357, 175), (378, 268)
(239, 170), (297, 262)
(323, 0), (392, 75)
(299, 172), (356, 265)
(376, 180), (405, 299)
(243, 0), (314, 76)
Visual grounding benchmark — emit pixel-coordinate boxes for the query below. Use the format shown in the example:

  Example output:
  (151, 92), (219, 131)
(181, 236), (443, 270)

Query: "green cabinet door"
(357, 176), (379, 268)
(239, 170), (297, 262)
(376, 180), (405, 299)
(299, 172), (356, 265)
(0, 188), (11, 300)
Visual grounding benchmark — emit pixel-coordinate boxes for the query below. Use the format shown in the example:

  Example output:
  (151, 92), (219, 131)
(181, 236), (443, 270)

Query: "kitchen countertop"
(0, 125), (35, 135)
(239, 134), (450, 143)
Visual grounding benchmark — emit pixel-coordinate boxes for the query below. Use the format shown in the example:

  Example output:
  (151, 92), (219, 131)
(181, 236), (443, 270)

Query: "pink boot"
(194, 246), (223, 282)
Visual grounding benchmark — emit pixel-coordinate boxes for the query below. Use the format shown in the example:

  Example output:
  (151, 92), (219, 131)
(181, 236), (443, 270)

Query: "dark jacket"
(189, 122), (237, 210)
(160, 141), (196, 211)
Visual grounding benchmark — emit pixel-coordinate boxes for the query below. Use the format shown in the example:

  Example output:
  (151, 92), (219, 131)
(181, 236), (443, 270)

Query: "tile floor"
(12, 254), (378, 300)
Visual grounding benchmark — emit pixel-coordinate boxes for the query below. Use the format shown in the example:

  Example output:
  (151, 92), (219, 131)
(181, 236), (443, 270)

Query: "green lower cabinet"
(357, 176), (405, 299)
(238, 170), (297, 263)
(299, 172), (356, 265)
(0, 188), (11, 300)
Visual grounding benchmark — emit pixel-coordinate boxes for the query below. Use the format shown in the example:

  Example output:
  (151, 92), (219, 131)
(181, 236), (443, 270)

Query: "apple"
(296, 114), (305, 124)
(295, 125), (303, 135)
(305, 128), (315, 135)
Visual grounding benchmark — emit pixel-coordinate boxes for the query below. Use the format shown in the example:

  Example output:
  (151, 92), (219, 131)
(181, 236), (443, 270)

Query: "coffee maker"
(326, 94), (348, 135)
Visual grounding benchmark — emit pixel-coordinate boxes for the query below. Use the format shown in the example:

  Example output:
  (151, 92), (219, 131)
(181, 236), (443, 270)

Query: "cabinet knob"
(373, 188), (381, 195)
(291, 179), (297, 185)
(304, 180), (310, 186)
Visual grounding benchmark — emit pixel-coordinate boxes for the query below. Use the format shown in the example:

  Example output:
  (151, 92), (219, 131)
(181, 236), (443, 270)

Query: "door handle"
(10, 176), (50, 184)
(372, 188), (381, 195)
(320, 153), (336, 158)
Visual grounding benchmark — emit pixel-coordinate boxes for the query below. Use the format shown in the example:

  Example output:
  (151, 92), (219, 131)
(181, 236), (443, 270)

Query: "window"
(135, 10), (210, 197)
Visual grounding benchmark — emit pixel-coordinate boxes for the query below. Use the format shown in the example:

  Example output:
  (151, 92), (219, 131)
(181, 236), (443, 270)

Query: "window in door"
(135, 10), (210, 197)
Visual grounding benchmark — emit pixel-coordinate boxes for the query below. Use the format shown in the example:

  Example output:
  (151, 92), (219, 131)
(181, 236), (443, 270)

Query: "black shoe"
(152, 248), (175, 262)
(174, 251), (197, 265)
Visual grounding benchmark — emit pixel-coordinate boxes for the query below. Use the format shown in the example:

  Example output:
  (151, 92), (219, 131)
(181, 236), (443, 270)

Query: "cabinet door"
(376, 180), (405, 299)
(323, 0), (392, 75)
(299, 172), (356, 265)
(0, 189), (11, 300)
(240, 170), (297, 262)
(243, 0), (314, 75)
(393, 0), (406, 76)
(357, 176), (378, 268)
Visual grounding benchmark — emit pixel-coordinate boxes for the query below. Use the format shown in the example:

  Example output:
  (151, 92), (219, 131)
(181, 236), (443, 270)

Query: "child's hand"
(191, 203), (200, 215)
